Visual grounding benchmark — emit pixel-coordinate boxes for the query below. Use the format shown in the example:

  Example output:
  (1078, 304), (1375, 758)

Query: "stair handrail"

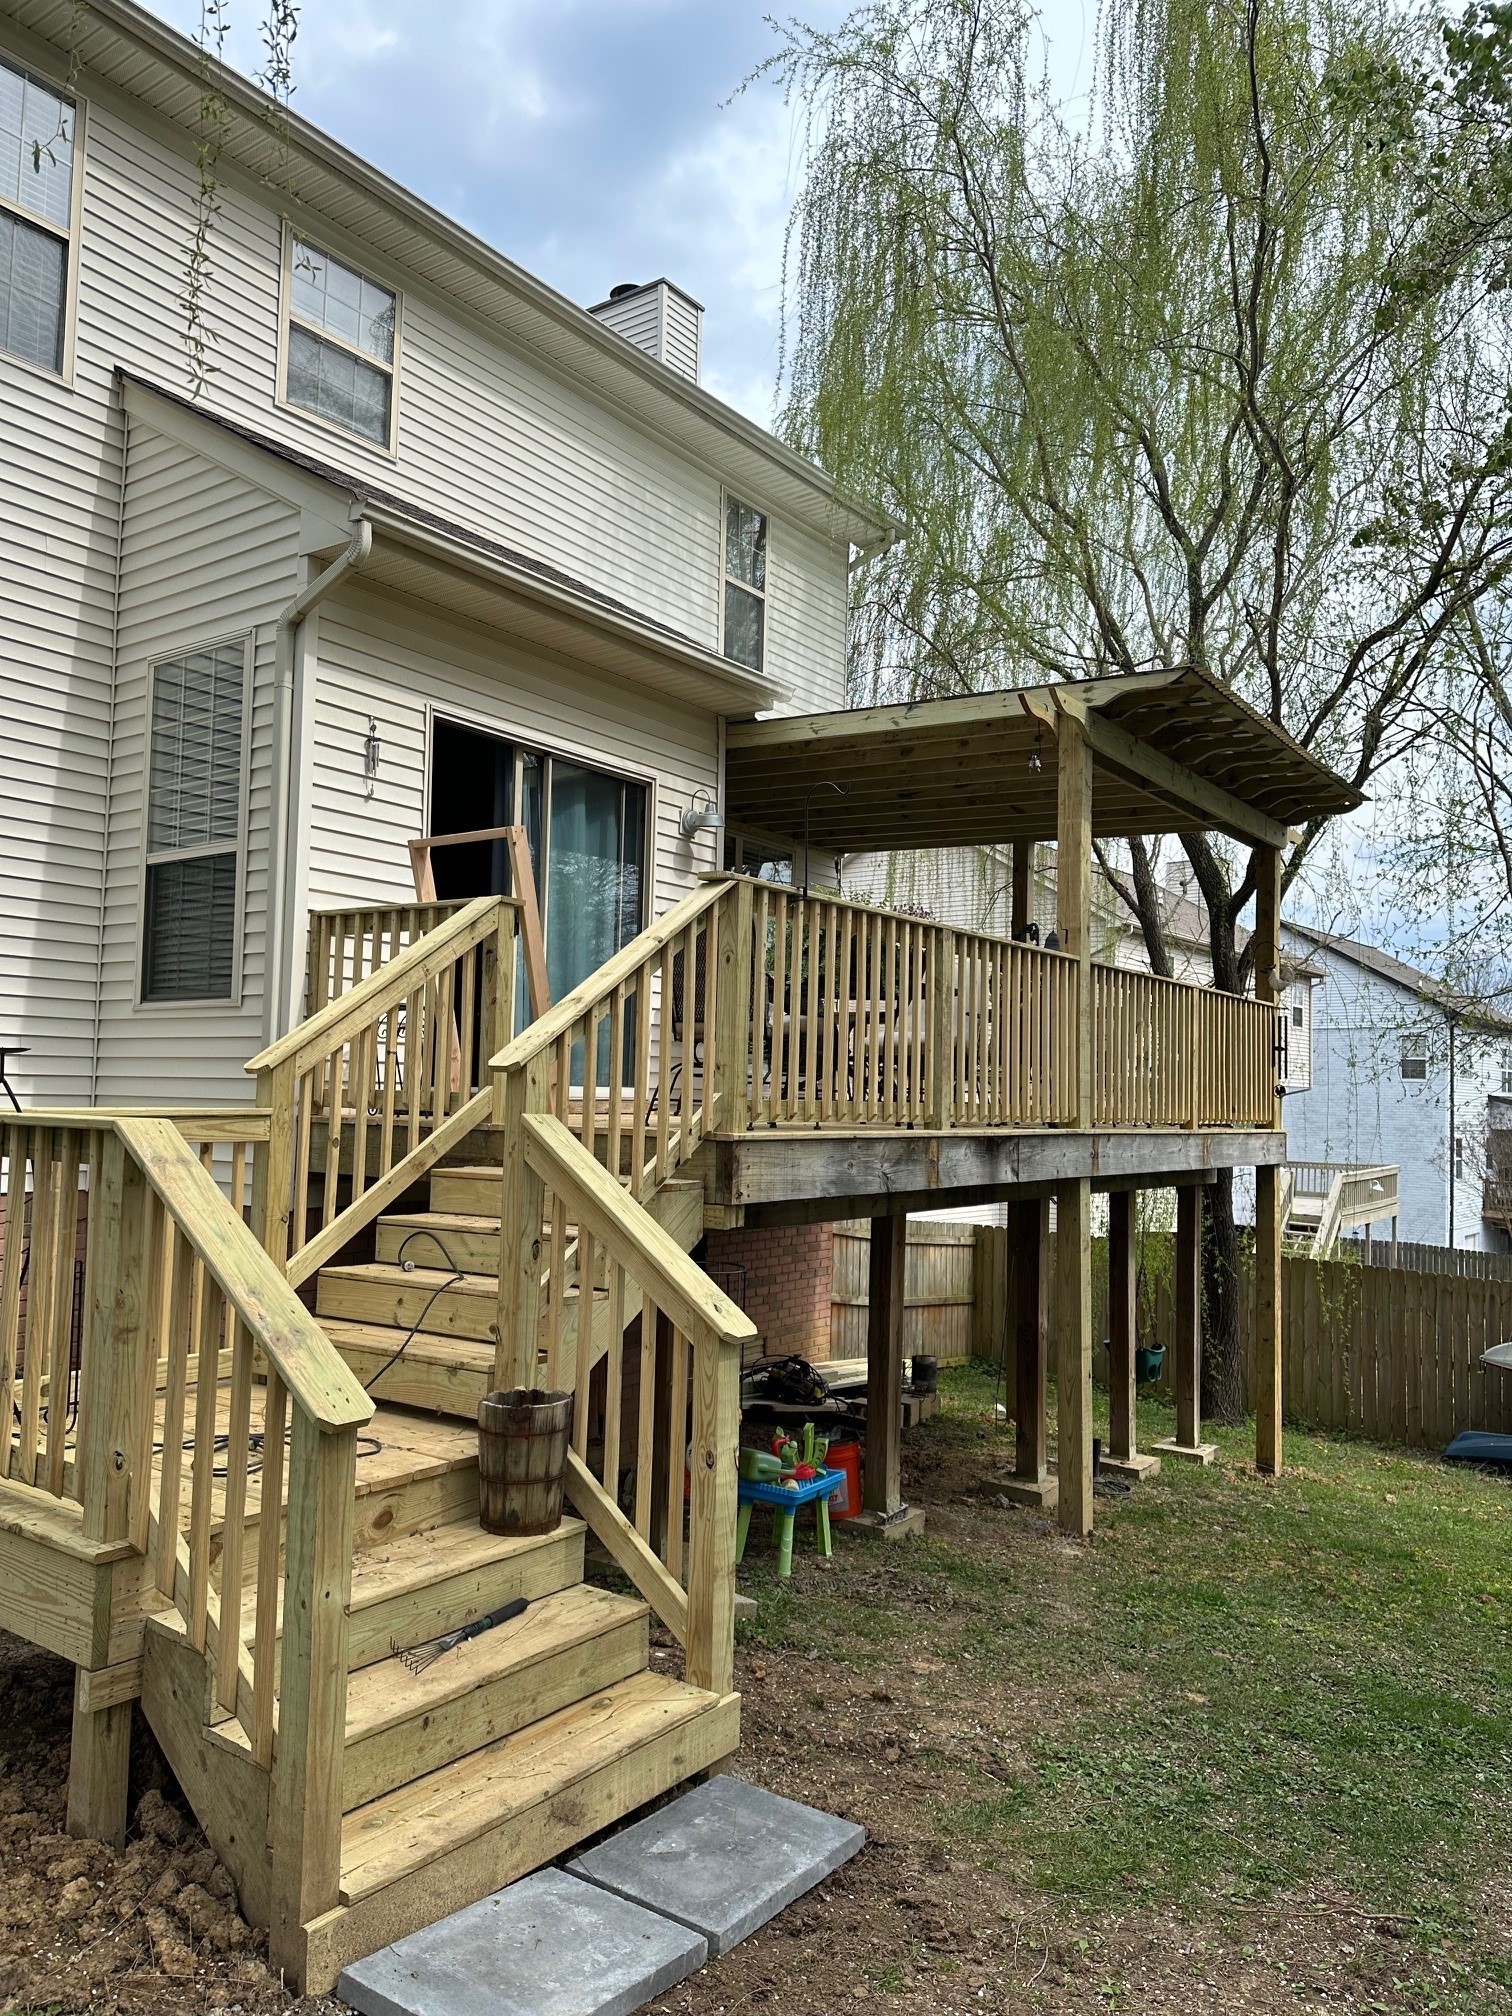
(1311, 1169), (1347, 1258)
(82, 1118), (368, 1973)
(245, 895), (520, 1282)
(521, 1112), (752, 1696)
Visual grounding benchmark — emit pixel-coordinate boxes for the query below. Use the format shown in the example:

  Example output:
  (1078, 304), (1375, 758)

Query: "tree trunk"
(1200, 1168), (1246, 1424)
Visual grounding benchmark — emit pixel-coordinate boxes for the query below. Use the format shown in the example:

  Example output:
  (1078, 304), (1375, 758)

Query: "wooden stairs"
(139, 1152), (737, 1993)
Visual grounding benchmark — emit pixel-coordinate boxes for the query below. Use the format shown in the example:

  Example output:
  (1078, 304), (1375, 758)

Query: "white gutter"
(265, 515), (372, 1044)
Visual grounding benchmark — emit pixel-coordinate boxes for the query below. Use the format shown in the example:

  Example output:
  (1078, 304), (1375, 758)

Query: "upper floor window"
(141, 640), (248, 1003)
(284, 233), (398, 448)
(0, 55), (77, 375)
(723, 496), (766, 672)
(1502, 1053), (1512, 1096)
(1401, 1044), (1428, 1082)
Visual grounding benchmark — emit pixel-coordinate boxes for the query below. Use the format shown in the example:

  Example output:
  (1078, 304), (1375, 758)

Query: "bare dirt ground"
(2, 1378), (1507, 2014)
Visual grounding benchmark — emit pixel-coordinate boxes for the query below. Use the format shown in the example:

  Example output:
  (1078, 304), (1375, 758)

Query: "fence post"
(685, 1336), (739, 1695)
(269, 1413), (357, 1981)
(712, 882), (753, 1135)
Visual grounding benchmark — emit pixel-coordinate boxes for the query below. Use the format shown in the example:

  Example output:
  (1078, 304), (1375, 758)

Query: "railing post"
(685, 1336), (739, 1695)
(70, 1127), (151, 1849)
(269, 1411), (357, 1981)
(712, 882), (753, 1134)
(926, 927), (956, 1128)
(1055, 707), (1093, 1129)
(486, 904), (518, 1122)
(495, 1055), (549, 1389)
(252, 1060), (298, 1268)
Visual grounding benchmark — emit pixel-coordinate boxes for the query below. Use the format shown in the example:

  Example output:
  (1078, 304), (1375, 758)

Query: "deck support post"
(1253, 838), (1284, 1473)
(1055, 1178), (1094, 1537)
(1103, 1188), (1159, 1483)
(854, 1212), (924, 1540)
(1154, 1182), (1216, 1466)
(998, 1197), (1054, 1508)
(67, 1681), (131, 1849)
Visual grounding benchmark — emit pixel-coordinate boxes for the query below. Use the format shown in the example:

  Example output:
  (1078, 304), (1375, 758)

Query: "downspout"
(265, 514), (373, 1045)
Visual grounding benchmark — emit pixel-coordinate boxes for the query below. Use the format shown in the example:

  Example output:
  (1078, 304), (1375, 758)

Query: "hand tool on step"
(396, 1596), (528, 1675)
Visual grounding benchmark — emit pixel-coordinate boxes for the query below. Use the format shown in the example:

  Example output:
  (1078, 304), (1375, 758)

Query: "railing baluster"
(701, 903), (720, 1144)
(664, 1326), (688, 1583)
(634, 1290), (657, 1540)
(633, 959), (653, 1197)
(18, 1130), (56, 1488)
(187, 1274), (224, 1651)
(0, 1127), (29, 1482)
(155, 1226), (193, 1596)
(215, 1318), (255, 1711)
(603, 1259), (625, 1502)
(573, 1225), (597, 1456)
(607, 983), (626, 1183)
(251, 1366), (287, 1768)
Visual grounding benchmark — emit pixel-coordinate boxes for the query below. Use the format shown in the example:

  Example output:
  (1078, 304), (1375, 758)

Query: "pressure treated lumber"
(864, 1213), (908, 1519)
(1055, 1178), (1094, 1538)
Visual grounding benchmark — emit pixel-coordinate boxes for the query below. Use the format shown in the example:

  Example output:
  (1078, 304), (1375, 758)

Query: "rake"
(395, 1596), (528, 1675)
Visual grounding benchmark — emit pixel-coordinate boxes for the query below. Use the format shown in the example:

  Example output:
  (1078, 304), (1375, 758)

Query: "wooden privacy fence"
(970, 1224), (1512, 1451)
(830, 1219), (976, 1362)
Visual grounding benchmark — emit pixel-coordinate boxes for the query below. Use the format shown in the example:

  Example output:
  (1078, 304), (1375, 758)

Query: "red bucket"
(826, 1439), (861, 1520)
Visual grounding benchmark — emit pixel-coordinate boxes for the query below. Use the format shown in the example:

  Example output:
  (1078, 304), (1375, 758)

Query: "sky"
(143, 0), (1097, 425)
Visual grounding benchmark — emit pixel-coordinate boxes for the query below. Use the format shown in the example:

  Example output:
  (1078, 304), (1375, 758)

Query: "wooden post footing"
(840, 1504), (927, 1542)
(1150, 1438), (1217, 1467)
(995, 1474), (1058, 1509)
(1098, 1451), (1162, 1484)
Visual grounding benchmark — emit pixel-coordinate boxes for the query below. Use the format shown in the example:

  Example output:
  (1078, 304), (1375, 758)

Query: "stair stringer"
(140, 1616), (273, 1932)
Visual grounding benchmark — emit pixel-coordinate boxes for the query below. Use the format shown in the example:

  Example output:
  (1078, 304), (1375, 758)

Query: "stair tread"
(378, 1210), (502, 1234)
(339, 1669), (722, 1901)
(323, 1261), (499, 1292)
(344, 1584), (648, 1743)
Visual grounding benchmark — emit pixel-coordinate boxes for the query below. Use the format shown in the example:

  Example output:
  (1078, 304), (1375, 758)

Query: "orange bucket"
(826, 1439), (861, 1519)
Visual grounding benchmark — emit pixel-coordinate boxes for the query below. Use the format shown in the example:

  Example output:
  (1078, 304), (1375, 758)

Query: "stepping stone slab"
(336, 1866), (707, 2016)
(569, 1774), (865, 1956)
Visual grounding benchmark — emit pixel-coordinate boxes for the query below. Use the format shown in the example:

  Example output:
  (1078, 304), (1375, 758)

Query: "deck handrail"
(489, 878), (730, 1075)
(251, 893), (512, 1080)
(522, 1113), (749, 1691)
(116, 1118), (373, 1432)
(247, 896), (519, 1281)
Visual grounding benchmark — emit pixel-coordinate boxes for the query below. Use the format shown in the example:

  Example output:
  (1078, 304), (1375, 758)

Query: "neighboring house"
(1280, 924), (1512, 1252)
(1, 1), (882, 1107)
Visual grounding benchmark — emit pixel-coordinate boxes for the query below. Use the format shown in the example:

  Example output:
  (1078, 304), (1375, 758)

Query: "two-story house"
(0, 0), (1361, 1994)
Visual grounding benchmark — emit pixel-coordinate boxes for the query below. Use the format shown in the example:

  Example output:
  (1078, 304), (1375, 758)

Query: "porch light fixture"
(680, 788), (725, 839)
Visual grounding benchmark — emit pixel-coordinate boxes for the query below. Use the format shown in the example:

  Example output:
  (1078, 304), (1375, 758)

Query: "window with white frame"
(285, 234), (397, 446)
(1502, 1051), (1512, 1096)
(141, 641), (247, 1003)
(0, 54), (77, 374)
(1401, 1043), (1428, 1082)
(722, 496), (767, 672)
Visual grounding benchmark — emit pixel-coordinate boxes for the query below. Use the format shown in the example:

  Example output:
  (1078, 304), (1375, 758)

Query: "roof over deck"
(725, 669), (1362, 853)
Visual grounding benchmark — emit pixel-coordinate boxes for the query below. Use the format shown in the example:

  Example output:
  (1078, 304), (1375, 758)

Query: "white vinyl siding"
(304, 584), (721, 931)
(95, 420), (299, 1106)
(763, 516), (849, 715)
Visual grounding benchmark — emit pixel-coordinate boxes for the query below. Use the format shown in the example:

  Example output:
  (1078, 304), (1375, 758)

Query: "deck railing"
(248, 896), (519, 1285)
(305, 901), (469, 1019)
(0, 1110), (369, 1972)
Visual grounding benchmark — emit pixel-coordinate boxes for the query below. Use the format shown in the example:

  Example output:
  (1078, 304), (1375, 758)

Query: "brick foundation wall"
(704, 1221), (835, 1362)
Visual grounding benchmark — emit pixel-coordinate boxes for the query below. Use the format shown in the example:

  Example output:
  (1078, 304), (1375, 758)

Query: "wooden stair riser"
(376, 1215), (502, 1273)
(302, 1687), (740, 1996)
(208, 1465), (481, 1595)
(429, 1169), (505, 1218)
(322, 1324), (493, 1419)
(341, 1602), (650, 1811)
(316, 1269), (500, 1343)
(346, 1522), (585, 1671)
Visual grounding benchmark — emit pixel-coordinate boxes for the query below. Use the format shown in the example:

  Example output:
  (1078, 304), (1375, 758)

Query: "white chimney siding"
(589, 279), (703, 383)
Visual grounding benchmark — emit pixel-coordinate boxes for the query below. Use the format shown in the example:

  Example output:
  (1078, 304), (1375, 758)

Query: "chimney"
(588, 278), (703, 384)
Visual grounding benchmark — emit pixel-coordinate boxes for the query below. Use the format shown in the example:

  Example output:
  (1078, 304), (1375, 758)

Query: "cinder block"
(569, 1775), (865, 1957)
(336, 1867), (707, 2016)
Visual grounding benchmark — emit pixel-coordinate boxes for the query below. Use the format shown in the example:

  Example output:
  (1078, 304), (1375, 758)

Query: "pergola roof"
(724, 668), (1362, 854)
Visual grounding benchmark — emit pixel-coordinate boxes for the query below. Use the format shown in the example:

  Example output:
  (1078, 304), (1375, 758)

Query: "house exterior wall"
(1280, 926), (1512, 1249)
(0, 7), (853, 1105)
(705, 1222), (834, 1363)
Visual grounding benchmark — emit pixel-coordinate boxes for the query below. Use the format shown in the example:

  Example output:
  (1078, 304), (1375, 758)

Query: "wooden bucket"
(477, 1388), (573, 1536)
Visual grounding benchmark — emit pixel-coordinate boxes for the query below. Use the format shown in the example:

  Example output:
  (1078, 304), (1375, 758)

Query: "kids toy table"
(736, 1468), (844, 1579)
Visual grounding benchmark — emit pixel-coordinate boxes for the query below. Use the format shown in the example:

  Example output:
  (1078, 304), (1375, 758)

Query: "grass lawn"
(675, 1365), (1512, 2014)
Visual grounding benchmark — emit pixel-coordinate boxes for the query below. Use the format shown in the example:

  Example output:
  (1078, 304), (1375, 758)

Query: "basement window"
(284, 232), (398, 448)
(722, 496), (767, 672)
(0, 54), (79, 376)
(141, 640), (248, 1004)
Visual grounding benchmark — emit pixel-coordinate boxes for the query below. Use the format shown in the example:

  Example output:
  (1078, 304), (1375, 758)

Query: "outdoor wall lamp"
(680, 788), (725, 839)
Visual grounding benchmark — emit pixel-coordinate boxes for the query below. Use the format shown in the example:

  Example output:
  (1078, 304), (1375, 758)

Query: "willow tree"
(766, 0), (1512, 1417)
